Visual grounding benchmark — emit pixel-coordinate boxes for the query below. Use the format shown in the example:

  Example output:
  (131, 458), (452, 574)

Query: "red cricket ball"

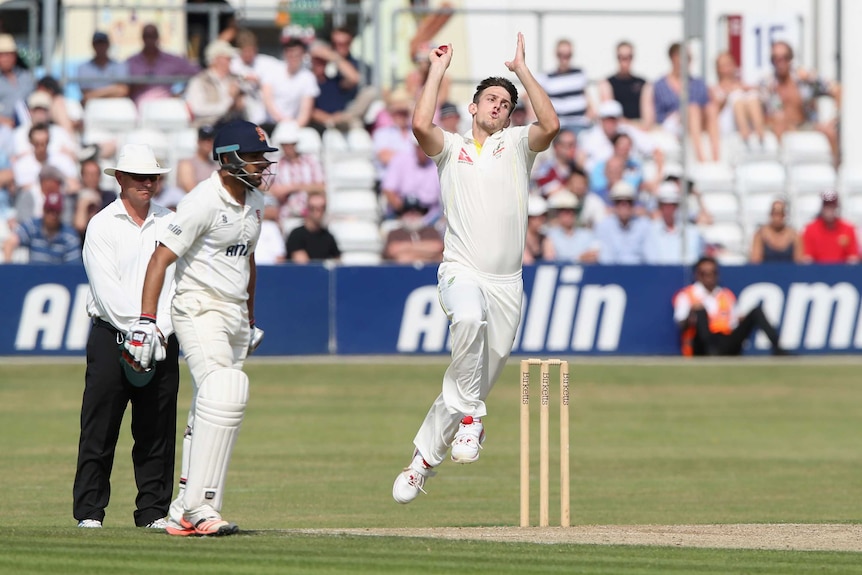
(438, 45), (448, 53)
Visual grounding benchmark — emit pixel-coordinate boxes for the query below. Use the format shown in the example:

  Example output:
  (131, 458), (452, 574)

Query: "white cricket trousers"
(413, 262), (523, 467)
(171, 291), (250, 429)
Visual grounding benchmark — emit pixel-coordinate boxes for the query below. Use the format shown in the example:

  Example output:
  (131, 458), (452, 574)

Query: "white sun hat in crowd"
(104, 144), (171, 176)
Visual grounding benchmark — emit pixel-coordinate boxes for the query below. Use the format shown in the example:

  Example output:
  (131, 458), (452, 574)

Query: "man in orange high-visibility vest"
(673, 256), (788, 356)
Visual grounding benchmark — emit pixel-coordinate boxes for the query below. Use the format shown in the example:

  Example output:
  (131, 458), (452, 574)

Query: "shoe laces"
(403, 465), (435, 494)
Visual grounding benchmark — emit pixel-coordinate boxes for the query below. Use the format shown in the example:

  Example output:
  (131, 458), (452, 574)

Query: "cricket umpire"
(125, 120), (274, 537)
(73, 144), (179, 529)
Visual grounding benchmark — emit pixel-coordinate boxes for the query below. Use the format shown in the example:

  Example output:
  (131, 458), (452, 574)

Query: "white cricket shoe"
(392, 452), (436, 504)
(144, 517), (168, 529)
(77, 519), (102, 528)
(450, 416), (484, 463)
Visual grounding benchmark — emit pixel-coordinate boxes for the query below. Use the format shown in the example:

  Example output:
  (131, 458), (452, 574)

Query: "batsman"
(125, 120), (276, 536)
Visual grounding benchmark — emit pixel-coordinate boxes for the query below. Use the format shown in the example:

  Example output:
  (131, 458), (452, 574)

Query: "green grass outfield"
(1, 359), (861, 574)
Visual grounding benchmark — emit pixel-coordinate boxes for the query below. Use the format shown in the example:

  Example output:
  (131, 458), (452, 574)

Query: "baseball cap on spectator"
(528, 195), (548, 217)
(598, 100), (623, 119)
(657, 182), (681, 204)
(43, 191), (64, 213)
(439, 102), (460, 119)
(821, 189), (839, 204)
(205, 40), (238, 63)
(400, 196), (429, 215)
(272, 121), (300, 145)
(0, 34), (17, 53)
(92, 31), (109, 43)
(609, 180), (636, 201)
(27, 91), (53, 110)
(547, 190), (580, 210)
(212, 120), (278, 160)
(198, 124), (216, 140)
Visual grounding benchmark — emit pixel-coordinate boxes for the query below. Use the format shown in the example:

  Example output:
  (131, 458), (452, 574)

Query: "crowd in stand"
(0, 25), (853, 267)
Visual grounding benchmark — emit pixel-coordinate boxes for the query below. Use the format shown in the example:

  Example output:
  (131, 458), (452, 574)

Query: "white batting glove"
(248, 321), (264, 355)
(124, 316), (165, 369)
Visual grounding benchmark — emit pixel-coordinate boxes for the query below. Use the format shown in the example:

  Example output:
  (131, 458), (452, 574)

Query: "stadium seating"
(327, 189), (380, 222)
(139, 98), (191, 132)
(781, 131), (833, 167)
(329, 219), (383, 253)
(83, 97), (138, 133)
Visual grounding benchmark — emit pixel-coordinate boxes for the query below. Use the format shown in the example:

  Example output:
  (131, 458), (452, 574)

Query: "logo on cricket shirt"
(167, 224), (182, 236)
(457, 148), (473, 165)
(492, 141), (505, 158)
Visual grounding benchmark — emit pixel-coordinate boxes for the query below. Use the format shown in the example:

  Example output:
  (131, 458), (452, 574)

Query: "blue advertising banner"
(3, 263), (862, 356)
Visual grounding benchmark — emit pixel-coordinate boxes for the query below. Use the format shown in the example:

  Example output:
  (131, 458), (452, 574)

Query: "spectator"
(372, 89), (414, 182)
(185, 40), (244, 128)
(0, 34), (34, 128)
(230, 28), (282, 127)
(539, 38), (592, 134)
(383, 196), (443, 264)
(523, 195), (550, 265)
(531, 128), (578, 197)
(643, 182), (705, 265)
(126, 23), (200, 107)
(405, 43), (450, 122)
(801, 190), (859, 264)
(73, 159), (114, 240)
(77, 31), (129, 104)
(750, 198), (803, 264)
(562, 164), (607, 229)
(761, 40), (840, 161)
(3, 190), (81, 263)
(663, 172), (713, 226)
(711, 52), (765, 147)
(13, 90), (78, 158)
(285, 192), (340, 263)
(598, 40), (647, 125)
(674, 256), (787, 356)
(262, 38), (319, 128)
(578, 99), (657, 174)
(381, 136), (441, 223)
(509, 100), (531, 127)
(176, 124), (218, 193)
(254, 194), (287, 265)
(642, 42), (720, 163)
(34, 75), (82, 136)
(0, 146), (13, 241)
(594, 181), (649, 264)
(438, 101), (461, 134)
(269, 121), (325, 222)
(13, 125), (79, 217)
(330, 27), (372, 87)
(308, 39), (372, 132)
(151, 178), (186, 211)
(589, 132), (644, 197)
(544, 190), (598, 264)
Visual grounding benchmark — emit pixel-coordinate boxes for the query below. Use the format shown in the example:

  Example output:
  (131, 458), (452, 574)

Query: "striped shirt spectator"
(539, 39), (591, 132)
(3, 191), (81, 263)
(269, 121), (326, 221)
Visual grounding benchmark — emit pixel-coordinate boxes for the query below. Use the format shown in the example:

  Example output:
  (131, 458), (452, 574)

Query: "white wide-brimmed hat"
(104, 144), (171, 176)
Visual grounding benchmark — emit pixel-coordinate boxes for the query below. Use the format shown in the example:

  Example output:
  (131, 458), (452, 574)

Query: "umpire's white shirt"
(84, 198), (177, 336)
(159, 171), (263, 303)
(431, 125), (537, 276)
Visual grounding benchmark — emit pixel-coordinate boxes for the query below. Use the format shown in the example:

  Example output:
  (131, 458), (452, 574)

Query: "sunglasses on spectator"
(557, 52), (572, 59)
(614, 199), (634, 205)
(617, 54), (633, 61)
(771, 55), (791, 63)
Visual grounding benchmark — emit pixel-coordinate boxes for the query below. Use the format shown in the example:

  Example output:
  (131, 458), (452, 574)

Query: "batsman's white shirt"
(159, 171), (264, 303)
(431, 125), (537, 276)
(84, 198), (176, 336)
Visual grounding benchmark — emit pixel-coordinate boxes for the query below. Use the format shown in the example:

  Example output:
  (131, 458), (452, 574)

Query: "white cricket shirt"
(432, 125), (537, 276)
(159, 171), (264, 303)
(84, 198), (177, 336)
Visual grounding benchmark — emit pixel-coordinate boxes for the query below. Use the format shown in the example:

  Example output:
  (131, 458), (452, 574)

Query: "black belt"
(93, 318), (121, 334)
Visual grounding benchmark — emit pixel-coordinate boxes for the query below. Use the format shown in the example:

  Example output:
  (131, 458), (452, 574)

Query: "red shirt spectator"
(801, 191), (859, 264)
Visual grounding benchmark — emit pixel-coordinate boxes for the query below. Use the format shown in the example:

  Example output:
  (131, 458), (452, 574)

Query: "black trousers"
(72, 320), (180, 526)
(691, 304), (782, 356)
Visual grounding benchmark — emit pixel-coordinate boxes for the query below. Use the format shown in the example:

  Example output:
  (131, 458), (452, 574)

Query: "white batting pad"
(183, 369), (249, 513)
